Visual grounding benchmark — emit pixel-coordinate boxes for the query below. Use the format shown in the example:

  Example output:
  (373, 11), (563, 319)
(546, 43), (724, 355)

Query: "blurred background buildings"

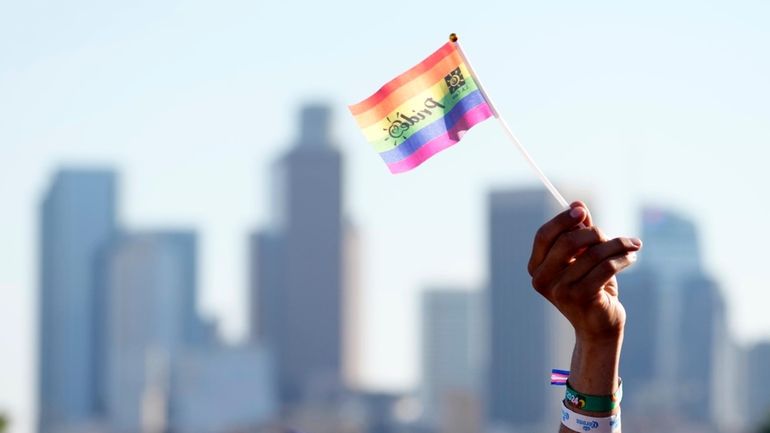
(4, 2), (770, 432)
(486, 189), (573, 432)
(249, 105), (346, 408)
(35, 104), (770, 433)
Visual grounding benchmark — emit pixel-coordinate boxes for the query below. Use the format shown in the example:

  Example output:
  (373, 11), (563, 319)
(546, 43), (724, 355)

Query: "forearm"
(527, 204), (635, 433)
(558, 334), (623, 433)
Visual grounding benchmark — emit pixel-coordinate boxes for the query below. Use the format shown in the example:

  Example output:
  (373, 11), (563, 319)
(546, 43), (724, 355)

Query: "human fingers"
(572, 252), (638, 297)
(562, 237), (642, 286)
(527, 204), (589, 275)
(570, 201), (594, 227)
(531, 226), (605, 294)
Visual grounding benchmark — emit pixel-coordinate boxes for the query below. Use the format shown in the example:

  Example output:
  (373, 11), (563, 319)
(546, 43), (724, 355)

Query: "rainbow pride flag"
(349, 39), (494, 174)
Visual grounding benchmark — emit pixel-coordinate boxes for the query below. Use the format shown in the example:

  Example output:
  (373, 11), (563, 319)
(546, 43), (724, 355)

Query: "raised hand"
(528, 201), (641, 344)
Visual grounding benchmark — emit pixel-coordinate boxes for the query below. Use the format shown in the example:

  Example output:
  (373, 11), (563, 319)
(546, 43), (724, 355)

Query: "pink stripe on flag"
(386, 103), (493, 174)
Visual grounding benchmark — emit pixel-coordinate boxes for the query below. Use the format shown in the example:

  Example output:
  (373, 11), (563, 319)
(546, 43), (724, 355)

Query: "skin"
(527, 201), (642, 432)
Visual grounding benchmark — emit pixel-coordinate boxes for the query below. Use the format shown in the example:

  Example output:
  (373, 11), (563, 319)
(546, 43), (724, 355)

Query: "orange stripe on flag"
(352, 50), (466, 129)
(349, 42), (457, 116)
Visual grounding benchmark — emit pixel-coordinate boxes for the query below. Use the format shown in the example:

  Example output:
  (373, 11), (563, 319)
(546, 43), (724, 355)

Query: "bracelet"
(561, 400), (621, 432)
(564, 378), (622, 413)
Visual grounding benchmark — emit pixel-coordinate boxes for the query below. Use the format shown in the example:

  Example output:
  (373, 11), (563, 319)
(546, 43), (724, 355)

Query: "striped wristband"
(564, 378), (623, 413)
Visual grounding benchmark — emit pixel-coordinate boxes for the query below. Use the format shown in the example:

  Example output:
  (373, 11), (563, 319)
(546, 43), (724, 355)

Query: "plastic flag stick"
(451, 33), (570, 209)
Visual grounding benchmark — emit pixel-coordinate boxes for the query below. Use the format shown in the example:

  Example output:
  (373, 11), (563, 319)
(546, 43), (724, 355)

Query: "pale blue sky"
(2, 1), (770, 432)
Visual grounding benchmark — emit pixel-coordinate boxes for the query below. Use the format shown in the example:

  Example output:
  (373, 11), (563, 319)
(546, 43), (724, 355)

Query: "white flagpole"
(450, 33), (571, 209)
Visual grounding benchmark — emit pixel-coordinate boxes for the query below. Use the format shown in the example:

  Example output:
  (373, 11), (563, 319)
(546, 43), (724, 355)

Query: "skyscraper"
(39, 169), (117, 433)
(420, 288), (482, 431)
(486, 188), (573, 430)
(102, 231), (200, 432)
(711, 328), (746, 432)
(677, 274), (726, 422)
(617, 268), (659, 411)
(747, 342), (770, 427)
(638, 208), (701, 396)
(249, 231), (285, 348)
(622, 207), (744, 430)
(251, 104), (345, 405)
(639, 208), (701, 276)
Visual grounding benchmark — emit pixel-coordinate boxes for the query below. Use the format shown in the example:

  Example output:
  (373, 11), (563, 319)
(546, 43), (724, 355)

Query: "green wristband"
(564, 378), (623, 413)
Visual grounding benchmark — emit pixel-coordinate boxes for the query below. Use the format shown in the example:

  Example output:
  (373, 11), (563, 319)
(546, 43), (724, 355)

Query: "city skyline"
(23, 103), (770, 431)
(7, 109), (768, 432)
(37, 169), (277, 433)
(3, 2), (770, 432)
(9, 105), (768, 432)
(30, 159), (770, 433)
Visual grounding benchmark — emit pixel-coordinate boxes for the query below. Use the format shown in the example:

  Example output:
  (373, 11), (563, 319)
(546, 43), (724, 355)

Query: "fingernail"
(569, 207), (585, 220)
(630, 237), (643, 247)
(628, 252), (638, 262)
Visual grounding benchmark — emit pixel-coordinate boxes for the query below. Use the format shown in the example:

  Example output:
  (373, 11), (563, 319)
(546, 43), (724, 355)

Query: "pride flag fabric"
(551, 369), (569, 386)
(349, 40), (494, 173)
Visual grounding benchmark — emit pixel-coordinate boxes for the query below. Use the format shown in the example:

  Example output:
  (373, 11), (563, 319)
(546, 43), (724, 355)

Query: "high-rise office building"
(486, 188), (573, 430)
(170, 344), (276, 433)
(420, 288), (482, 431)
(38, 169), (117, 433)
(342, 223), (364, 389)
(249, 230), (285, 347)
(639, 208), (701, 394)
(623, 207), (744, 430)
(639, 208), (701, 276)
(251, 104), (345, 405)
(617, 268), (659, 411)
(747, 342), (770, 427)
(677, 274), (726, 422)
(711, 332), (746, 432)
(102, 231), (200, 432)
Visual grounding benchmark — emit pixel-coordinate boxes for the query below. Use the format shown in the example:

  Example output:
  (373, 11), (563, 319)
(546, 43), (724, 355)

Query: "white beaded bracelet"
(560, 400), (621, 432)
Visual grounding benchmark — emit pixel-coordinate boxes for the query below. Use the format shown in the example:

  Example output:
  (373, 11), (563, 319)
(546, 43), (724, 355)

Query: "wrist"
(573, 321), (624, 346)
(567, 333), (623, 414)
(574, 332), (623, 360)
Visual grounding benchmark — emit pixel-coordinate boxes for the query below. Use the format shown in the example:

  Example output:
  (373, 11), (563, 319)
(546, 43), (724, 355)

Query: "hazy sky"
(2, 1), (770, 432)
